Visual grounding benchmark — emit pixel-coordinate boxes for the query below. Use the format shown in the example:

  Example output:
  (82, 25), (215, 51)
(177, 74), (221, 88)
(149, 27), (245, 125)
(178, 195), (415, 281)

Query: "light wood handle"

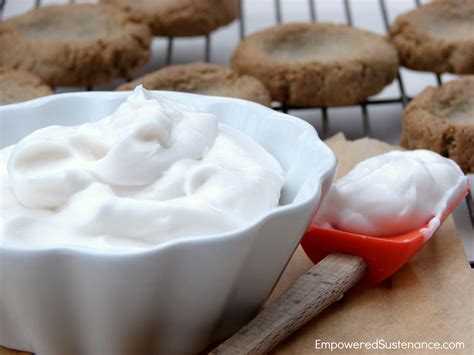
(209, 253), (367, 355)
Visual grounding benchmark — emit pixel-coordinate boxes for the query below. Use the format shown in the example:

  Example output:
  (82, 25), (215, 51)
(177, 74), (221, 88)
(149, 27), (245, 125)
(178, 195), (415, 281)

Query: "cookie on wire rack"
(390, 0), (474, 74)
(117, 62), (272, 106)
(102, 0), (239, 37)
(231, 23), (399, 107)
(401, 77), (474, 173)
(0, 4), (152, 86)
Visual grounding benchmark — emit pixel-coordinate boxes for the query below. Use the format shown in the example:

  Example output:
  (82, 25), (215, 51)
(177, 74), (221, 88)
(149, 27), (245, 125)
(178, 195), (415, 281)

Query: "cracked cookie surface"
(0, 68), (53, 105)
(0, 4), (151, 86)
(102, 0), (239, 37)
(117, 62), (271, 106)
(401, 77), (474, 173)
(231, 23), (398, 107)
(390, 0), (474, 74)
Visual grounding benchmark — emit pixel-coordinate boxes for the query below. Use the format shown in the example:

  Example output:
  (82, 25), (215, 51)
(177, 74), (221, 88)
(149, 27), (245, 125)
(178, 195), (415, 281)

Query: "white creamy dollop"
(0, 86), (285, 250)
(316, 150), (467, 237)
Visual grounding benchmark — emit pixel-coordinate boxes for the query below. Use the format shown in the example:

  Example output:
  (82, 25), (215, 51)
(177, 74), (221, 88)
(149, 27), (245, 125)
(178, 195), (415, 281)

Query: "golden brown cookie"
(102, 0), (239, 37)
(0, 68), (53, 105)
(401, 77), (474, 173)
(390, 0), (474, 74)
(0, 4), (151, 86)
(117, 62), (272, 106)
(231, 23), (399, 107)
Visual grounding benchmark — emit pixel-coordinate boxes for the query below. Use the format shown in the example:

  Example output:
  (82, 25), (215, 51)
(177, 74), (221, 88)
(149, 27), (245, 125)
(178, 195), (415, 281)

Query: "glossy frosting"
(0, 86), (285, 250)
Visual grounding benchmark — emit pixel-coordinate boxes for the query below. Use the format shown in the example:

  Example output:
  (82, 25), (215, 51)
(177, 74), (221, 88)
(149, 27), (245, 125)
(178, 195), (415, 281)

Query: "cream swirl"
(0, 86), (285, 249)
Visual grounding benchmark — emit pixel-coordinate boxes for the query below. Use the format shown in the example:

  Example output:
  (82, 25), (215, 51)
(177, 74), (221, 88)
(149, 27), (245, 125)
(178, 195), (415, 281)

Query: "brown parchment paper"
(1, 134), (473, 355)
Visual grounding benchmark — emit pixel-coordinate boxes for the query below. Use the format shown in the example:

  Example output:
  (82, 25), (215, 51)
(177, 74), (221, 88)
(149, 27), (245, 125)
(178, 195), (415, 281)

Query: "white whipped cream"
(316, 150), (467, 237)
(0, 86), (285, 250)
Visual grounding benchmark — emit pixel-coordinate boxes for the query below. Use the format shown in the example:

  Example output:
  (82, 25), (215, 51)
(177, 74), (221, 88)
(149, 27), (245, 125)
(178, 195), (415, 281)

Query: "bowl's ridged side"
(0, 202), (315, 354)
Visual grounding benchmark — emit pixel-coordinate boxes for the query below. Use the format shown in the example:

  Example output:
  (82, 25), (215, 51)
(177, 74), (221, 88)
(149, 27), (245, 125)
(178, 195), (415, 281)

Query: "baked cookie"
(390, 0), (474, 74)
(231, 23), (399, 107)
(0, 68), (53, 105)
(0, 4), (151, 86)
(401, 77), (474, 173)
(117, 62), (272, 106)
(102, 0), (239, 37)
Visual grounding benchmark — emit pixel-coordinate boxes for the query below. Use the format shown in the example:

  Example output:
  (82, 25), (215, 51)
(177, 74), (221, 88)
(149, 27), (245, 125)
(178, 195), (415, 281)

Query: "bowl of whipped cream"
(0, 86), (336, 355)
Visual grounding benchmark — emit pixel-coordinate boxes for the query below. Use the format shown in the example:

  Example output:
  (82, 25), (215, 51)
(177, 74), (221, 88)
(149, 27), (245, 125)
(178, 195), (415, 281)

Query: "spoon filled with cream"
(316, 149), (467, 237)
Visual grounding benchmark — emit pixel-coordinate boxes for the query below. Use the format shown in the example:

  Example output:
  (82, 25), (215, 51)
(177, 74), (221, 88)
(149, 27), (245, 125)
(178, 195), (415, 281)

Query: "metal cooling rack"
(0, 0), (441, 137)
(1, 0), (473, 264)
(0, 0), (436, 136)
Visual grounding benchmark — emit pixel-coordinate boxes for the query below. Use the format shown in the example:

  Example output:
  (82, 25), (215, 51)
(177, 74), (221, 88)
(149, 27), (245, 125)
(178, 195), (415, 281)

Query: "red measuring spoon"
(301, 179), (470, 286)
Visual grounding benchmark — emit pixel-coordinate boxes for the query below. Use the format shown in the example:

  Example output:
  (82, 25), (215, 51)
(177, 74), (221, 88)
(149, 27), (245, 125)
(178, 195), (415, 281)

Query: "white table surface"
(2, 0), (473, 263)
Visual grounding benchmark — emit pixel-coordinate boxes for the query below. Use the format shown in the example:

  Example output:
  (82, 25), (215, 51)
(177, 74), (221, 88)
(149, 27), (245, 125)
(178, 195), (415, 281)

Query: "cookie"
(102, 0), (239, 37)
(0, 68), (53, 105)
(401, 77), (474, 173)
(117, 62), (272, 106)
(231, 23), (399, 107)
(390, 0), (474, 74)
(0, 4), (151, 86)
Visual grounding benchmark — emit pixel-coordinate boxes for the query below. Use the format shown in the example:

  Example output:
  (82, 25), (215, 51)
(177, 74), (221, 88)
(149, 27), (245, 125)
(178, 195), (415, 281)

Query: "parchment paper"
(1, 134), (473, 355)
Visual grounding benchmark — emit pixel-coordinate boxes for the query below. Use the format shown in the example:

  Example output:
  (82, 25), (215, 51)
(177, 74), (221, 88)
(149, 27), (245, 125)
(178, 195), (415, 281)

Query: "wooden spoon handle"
(209, 253), (367, 355)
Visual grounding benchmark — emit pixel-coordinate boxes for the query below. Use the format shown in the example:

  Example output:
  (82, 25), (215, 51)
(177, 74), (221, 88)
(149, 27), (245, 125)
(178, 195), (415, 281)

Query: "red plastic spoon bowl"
(301, 180), (470, 286)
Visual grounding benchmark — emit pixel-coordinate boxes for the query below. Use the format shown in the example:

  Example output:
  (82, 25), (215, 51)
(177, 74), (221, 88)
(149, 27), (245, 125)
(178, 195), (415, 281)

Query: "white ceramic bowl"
(0, 92), (336, 355)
